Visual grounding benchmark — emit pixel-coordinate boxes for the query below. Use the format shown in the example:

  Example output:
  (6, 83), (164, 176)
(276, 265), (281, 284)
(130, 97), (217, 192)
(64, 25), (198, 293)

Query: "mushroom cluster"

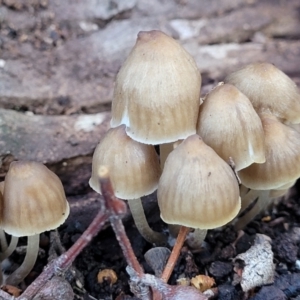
(194, 62), (300, 230)
(0, 161), (69, 286)
(90, 30), (243, 247)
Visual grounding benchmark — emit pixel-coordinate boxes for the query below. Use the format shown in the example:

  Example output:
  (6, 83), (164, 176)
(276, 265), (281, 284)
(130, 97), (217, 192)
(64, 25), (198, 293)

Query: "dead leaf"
(233, 233), (275, 292)
(191, 275), (216, 292)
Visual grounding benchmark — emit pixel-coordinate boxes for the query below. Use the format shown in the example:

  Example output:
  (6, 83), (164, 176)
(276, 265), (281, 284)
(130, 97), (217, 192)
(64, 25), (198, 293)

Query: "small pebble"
(209, 261), (232, 279)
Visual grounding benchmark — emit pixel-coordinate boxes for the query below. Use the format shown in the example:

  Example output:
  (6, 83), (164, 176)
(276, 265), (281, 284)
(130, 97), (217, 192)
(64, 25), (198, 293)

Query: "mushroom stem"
(239, 184), (249, 198)
(240, 189), (261, 213)
(6, 234), (40, 286)
(234, 190), (271, 231)
(186, 229), (207, 250)
(0, 235), (19, 261)
(161, 226), (190, 283)
(159, 143), (174, 169)
(128, 199), (167, 246)
(0, 230), (8, 252)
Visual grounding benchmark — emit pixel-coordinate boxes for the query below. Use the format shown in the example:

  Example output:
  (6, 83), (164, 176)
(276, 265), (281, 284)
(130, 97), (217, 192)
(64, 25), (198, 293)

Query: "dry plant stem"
(18, 208), (110, 300)
(235, 190), (270, 231)
(0, 235), (19, 261)
(161, 226), (190, 283)
(128, 199), (167, 246)
(99, 167), (144, 276)
(6, 235), (40, 286)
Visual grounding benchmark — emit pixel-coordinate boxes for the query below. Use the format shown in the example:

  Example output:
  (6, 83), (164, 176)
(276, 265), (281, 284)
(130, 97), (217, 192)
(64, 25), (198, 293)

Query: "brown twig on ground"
(161, 226), (190, 283)
(18, 205), (110, 299)
(98, 166), (143, 276)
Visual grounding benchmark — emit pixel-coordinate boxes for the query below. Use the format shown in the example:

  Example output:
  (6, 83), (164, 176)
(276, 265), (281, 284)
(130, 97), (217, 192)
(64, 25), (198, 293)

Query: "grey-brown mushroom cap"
(224, 62), (300, 124)
(157, 134), (241, 229)
(197, 83), (265, 171)
(111, 30), (201, 144)
(2, 161), (70, 237)
(238, 112), (300, 190)
(89, 125), (161, 199)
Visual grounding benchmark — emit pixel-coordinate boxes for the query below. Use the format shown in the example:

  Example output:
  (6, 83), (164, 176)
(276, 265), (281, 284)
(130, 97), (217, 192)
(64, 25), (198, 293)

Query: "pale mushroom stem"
(0, 235), (19, 261)
(239, 189), (261, 213)
(159, 143), (174, 169)
(186, 229), (207, 250)
(235, 190), (271, 231)
(6, 234), (40, 286)
(160, 142), (182, 239)
(239, 184), (250, 198)
(128, 199), (167, 246)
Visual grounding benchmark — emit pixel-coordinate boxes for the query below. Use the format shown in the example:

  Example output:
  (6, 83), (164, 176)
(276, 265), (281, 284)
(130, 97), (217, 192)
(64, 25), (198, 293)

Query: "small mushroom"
(89, 125), (166, 245)
(238, 112), (300, 190)
(157, 134), (241, 245)
(235, 112), (300, 229)
(111, 30), (201, 145)
(197, 83), (265, 171)
(2, 161), (69, 286)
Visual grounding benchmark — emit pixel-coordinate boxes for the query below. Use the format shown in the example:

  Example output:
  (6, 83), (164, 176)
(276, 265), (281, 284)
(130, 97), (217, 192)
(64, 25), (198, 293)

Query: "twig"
(161, 226), (190, 283)
(18, 204), (109, 299)
(98, 166), (144, 277)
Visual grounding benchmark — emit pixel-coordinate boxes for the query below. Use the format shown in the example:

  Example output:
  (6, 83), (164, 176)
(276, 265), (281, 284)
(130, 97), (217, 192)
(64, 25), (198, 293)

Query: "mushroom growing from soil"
(110, 30), (201, 167)
(2, 161), (70, 286)
(196, 83), (265, 171)
(157, 134), (241, 247)
(235, 112), (300, 230)
(89, 125), (166, 245)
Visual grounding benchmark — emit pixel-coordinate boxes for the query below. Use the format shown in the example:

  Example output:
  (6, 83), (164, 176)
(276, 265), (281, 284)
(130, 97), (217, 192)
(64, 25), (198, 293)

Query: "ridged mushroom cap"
(197, 83), (265, 171)
(157, 134), (241, 229)
(2, 161), (69, 237)
(238, 112), (300, 189)
(224, 62), (300, 124)
(111, 30), (201, 144)
(89, 125), (161, 199)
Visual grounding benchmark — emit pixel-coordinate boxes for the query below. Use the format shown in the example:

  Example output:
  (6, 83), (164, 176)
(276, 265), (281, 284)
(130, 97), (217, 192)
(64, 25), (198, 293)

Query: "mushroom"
(110, 30), (201, 166)
(224, 62), (300, 124)
(2, 161), (69, 286)
(0, 181), (19, 264)
(89, 125), (166, 245)
(157, 134), (241, 247)
(235, 112), (300, 230)
(196, 83), (265, 171)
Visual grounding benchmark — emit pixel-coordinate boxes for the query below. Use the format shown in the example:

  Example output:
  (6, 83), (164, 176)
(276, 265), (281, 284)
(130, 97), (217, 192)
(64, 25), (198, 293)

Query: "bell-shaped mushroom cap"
(197, 83), (265, 171)
(89, 125), (161, 199)
(238, 112), (300, 189)
(111, 30), (201, 144)
(224, 62), (300, 124)
(157, 134), (241, 229)
(2, 161), (70, 237)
